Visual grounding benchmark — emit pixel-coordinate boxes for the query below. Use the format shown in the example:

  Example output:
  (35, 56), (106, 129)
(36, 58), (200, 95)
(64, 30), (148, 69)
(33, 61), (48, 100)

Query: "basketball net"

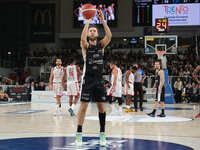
(156, 50), (165, 59)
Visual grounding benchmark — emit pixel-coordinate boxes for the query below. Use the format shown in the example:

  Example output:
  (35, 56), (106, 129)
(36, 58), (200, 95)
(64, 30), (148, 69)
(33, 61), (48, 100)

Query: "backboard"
(144, 35), (177, 54)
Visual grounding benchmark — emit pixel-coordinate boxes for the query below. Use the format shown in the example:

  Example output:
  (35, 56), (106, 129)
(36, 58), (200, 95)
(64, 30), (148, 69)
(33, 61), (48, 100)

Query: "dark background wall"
(0, 0), (30, 67)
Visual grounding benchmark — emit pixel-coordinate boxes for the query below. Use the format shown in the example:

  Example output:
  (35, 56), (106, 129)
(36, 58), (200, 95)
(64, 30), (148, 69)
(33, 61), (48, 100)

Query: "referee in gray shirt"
(133, 63), (146, 111)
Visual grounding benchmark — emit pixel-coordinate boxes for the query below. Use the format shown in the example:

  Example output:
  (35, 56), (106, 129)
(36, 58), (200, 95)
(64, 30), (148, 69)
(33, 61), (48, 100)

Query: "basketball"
(82, 3), (96, 20)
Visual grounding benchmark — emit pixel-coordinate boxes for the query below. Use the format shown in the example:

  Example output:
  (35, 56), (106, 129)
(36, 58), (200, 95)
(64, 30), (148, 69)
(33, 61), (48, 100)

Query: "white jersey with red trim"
(128, 71), (134, 84)
(108, 67), (122, 97)
(53, 66), (65, 83)
(66, 65), (79, 82)
(124, 71), (134, 96)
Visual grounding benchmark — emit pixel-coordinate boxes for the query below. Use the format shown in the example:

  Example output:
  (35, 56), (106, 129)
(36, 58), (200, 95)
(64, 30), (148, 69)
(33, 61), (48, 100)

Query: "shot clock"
(155, 18), (168, 33)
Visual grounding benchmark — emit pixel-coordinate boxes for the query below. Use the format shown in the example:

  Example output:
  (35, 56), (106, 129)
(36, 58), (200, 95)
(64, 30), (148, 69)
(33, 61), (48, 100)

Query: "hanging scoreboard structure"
(155, 18), (168, 33)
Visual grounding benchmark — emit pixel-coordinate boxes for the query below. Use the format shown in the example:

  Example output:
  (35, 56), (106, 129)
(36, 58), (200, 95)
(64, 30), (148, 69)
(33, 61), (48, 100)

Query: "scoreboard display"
(155, 18), (168, 32)
(133, 0), (200, 27)
(132, 2), (152, 26)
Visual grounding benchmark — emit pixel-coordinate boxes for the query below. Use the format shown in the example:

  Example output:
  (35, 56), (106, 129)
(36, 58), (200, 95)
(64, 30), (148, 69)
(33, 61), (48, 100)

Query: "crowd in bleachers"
(1, 45), (199, 103)
(28, 46), (200, 76)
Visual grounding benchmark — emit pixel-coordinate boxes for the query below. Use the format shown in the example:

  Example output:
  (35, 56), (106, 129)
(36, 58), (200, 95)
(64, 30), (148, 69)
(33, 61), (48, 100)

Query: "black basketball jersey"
(84, 42), (104, 77)
(155, 69), (161, 88)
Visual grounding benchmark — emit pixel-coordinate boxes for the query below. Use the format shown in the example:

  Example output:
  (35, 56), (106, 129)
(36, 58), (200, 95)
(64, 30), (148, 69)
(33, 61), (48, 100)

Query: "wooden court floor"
(0, 102), (200, 150)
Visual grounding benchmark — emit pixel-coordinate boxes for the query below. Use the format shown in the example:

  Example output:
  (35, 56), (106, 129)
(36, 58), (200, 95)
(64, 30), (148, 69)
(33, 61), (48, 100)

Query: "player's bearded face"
(56, 59), (62, 66)
(88, 27), (98, 41)
(154, 62), (160, 69)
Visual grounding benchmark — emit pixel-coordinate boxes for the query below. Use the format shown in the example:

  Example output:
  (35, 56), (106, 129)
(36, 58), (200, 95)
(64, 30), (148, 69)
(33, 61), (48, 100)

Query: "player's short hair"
(88, 24), (99, 33)
(155, 59), (162, 65)
(55, 58), (62, 64)
(56, 58), (61, 61)
(132, 66), (137, 71)
(133, 63), (139, 68)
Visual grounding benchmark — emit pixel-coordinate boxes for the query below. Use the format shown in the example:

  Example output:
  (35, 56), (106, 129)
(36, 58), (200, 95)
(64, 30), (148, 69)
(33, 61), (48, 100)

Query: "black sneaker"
(147, 112), (155, 117)
(157, 114), (166, 117)
(135, 108), (138, 112)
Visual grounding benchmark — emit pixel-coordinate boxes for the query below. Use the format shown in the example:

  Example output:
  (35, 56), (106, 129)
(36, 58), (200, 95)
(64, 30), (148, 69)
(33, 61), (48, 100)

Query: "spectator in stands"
(0, 77), (2, 85)
(182, 80), (187, 103)
(40, 63), (45, 75)
(183, 68), (190, 76)
(15, 82), (20, 88)
(31, 81), (35, 91)
(197, 84), (200, 103)
(23, 83), (28, 88)
(191, 82), (198, 103)
(0, 87), (9, 101)
(26, 83), (32, 101)
(38, 81), (45, 91)
(185, 83), (192, 103)
(34, 82), (39, 91)
(174, 78), (183, 103)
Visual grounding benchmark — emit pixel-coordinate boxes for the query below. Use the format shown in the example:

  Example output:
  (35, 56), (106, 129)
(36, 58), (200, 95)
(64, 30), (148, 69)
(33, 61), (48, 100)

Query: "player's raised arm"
(80, 19), (91, 52)
(98, 10), (112, 49)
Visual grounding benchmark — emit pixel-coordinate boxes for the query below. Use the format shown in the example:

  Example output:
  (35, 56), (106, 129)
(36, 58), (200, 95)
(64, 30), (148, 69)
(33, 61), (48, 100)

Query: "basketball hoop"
(156, 50), (165, 56)
(156, 50), (165, 60)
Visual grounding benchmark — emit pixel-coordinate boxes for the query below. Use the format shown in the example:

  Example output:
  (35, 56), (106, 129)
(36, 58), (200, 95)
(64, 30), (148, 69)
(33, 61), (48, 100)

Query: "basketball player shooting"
(147, 60), (166, 117)
(49, 58), (66, 116)
(76, 9), (112, 146)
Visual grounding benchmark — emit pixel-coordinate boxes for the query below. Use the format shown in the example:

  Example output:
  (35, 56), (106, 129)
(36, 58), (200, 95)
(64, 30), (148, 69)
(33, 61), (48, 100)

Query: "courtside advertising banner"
(152, 3), (200, 26)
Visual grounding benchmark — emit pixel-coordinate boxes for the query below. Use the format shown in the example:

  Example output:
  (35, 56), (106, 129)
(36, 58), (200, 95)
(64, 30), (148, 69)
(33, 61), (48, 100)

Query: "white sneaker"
(75, 132), (83, 146)
(99, 132), (106, 146)
(54, 107), (62, 116)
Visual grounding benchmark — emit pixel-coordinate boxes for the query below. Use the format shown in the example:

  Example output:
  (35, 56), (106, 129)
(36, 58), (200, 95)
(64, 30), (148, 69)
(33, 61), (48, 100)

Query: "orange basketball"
(82, 3), (96, 20)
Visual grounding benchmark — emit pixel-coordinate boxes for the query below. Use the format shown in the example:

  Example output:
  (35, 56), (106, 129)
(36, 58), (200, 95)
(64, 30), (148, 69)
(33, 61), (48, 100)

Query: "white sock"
(71, 104), (75, 110)
(119, 106), (122, 112)
(56, 104), (60, 109)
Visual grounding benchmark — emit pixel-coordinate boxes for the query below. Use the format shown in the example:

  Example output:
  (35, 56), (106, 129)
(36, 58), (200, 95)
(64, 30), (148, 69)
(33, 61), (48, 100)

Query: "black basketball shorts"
(155, 87), (165, 102)
(80, 75), (106, 102)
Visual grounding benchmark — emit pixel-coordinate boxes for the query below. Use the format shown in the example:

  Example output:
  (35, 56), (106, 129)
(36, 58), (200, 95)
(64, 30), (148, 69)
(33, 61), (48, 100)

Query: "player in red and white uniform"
(66, 59), (82, 116)
(124, 67), (135, 112)
(107, 60), (123, 115)
(49, 58), (66, 116)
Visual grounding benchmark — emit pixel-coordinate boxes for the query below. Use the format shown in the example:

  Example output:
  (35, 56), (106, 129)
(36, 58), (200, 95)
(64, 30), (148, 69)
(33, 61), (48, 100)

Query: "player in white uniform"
(49, 58), (66, 116)
(124, 66), (135, 112)
(107, 61), (123, 115)
(66, 59), (82, 116)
